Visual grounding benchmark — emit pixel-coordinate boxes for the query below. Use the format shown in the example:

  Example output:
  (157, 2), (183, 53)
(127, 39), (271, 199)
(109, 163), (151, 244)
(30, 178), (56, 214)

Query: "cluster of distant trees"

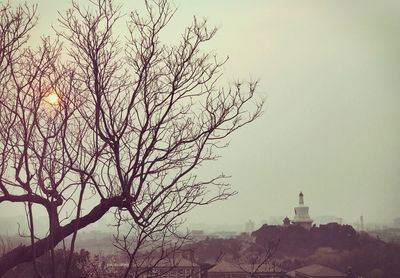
(3, 223), (400, 277)
(2, 249), (110, 278)
(253, 223), (359, 255)
(368, 228), (400, 244)
(188, 223), (400, 278)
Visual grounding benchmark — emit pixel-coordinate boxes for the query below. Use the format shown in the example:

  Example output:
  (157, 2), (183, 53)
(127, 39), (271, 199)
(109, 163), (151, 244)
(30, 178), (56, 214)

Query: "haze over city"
(1, 0), (400, 277)
(3, 0), (398, 228)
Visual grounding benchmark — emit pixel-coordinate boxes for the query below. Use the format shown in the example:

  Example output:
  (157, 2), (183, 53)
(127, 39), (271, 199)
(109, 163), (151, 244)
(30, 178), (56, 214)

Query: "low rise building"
(287, 264), (346, 278)
(108, 257), (201, 278)
(208, 260), (288, 278)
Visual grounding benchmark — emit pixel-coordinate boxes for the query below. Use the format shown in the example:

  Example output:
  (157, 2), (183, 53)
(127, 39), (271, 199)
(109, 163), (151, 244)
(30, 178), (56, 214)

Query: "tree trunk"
(0, 197), (121, 276)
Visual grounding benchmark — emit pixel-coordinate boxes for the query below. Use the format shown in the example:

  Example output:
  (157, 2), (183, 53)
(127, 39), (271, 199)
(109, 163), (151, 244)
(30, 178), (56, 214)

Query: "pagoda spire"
(293, 191), (313, 230)
(299, 191), (304, 205)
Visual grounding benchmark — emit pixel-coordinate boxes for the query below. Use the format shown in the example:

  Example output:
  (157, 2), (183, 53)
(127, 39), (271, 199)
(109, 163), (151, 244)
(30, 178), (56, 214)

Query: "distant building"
(208, 261), (287, 278)
(245, 219), (255, 234)
(283, 216), (291, 227)
(269, 216), (282, 225)
(360, 216), (364, 231)
(291, 192), (313, 230)
(313, 216), (343, 226)
(191, 230), (207, 241)
(108, 257), (201, 278)
(394, 217), (400, 228)
(287, 264), (346, 278)
(215, 231), (239, 239)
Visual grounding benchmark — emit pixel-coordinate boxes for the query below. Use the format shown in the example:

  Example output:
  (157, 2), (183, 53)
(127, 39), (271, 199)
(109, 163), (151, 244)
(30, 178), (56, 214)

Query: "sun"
(44, 91), (60, 106)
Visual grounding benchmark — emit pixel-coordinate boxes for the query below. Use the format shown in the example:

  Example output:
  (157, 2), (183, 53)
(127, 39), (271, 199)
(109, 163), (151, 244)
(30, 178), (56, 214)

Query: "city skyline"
(4, 0), (400, 226)
(1, 1), (399, 276)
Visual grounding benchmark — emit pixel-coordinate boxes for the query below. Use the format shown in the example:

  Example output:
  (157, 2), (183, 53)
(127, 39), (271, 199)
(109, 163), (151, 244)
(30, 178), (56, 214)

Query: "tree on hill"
(233, 239), (281, 277)
(252, 223), (359, 256)
(0, 0), (263, 275)
(252, 223), (400, 277)
(188, 228), (400, 277)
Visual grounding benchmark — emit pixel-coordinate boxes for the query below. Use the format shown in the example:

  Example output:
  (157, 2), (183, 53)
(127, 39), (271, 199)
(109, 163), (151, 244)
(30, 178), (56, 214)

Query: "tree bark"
(0, 197), (122, 276)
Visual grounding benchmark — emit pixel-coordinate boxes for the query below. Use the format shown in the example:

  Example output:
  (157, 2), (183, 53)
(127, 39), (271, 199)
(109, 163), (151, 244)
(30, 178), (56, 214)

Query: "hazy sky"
(5, 0), (400, 228)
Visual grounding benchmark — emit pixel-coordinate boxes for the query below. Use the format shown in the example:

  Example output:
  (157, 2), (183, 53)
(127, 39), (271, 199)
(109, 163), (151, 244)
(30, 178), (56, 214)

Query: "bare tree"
(111, 209), (189, 278)
(0, 0), (264, 276)
(234, 239), (280, 278)
(0, 236), (14, 258)
(0, 2), (85, 276)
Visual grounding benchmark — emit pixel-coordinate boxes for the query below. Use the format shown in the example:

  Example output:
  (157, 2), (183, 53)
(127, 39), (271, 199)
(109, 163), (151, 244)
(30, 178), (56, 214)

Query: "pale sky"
(5, 0), (400, 228)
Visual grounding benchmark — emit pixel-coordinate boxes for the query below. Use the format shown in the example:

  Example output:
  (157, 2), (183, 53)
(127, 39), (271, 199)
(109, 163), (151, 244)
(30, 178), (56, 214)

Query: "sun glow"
(44, 91), (60, 106)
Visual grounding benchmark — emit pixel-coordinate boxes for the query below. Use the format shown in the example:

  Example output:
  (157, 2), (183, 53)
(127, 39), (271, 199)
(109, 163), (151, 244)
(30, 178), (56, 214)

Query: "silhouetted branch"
(0, 0), (263, 275)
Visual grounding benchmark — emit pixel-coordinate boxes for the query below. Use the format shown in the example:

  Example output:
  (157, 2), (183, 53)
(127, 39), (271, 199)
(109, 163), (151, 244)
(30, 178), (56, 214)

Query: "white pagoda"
(292, 192), (313, 230)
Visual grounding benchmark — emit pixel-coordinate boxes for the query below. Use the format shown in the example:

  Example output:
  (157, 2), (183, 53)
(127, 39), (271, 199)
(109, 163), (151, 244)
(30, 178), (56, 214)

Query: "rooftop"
(290, 264), (346, 277)
(209, 261), (283, 273)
